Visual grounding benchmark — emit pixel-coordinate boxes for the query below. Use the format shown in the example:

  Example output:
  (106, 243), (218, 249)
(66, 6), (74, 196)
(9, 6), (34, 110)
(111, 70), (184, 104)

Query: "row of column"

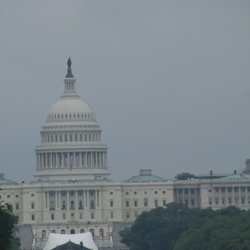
(175, 188), (199, 207)
(44, 190), (100, 210)
(212, 186), (250, 206)
(36, 151), (107, 169)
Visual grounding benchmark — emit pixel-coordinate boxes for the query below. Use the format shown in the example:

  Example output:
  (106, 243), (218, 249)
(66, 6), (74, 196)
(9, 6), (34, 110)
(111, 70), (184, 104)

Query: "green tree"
(120, 203), (197, 250)
(175, 173), (195, 180)
(0, 202), (19, 250)
(174, 207), (250, 250)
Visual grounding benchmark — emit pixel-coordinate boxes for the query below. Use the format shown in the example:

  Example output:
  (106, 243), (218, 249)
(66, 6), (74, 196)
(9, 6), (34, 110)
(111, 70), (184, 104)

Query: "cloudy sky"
(0, 1), (249, 182)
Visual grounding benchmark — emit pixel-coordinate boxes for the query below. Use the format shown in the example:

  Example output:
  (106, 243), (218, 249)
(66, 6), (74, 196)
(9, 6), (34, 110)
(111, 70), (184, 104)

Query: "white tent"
(43, 232), (98, 250)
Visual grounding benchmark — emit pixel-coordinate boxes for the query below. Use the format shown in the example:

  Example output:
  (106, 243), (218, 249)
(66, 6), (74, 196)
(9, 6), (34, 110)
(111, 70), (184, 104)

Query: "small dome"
(0, 173), (17, 185)
(127, 169), (165, 182)
(46, 97), (96, 123)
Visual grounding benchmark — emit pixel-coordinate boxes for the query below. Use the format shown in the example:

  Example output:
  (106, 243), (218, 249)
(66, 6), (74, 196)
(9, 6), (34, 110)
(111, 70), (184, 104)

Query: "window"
(99, 228), (104, 237)
(126, 191), (129, 195)
(15, 204), (19, 210)
(90, 200), (95, 209)
(163, 191), (166, 194)
(79, 213), (83, 219)
(80, 135), (82, 141)
(62, 201), (66, 210)
(110, 212), (114, 219)
(75, 135), (77, 141)
(134, 200), (138, 207)
(62, 214), (66, 220)
(134, 191), (137, 195)
(154, 191), (158, 194)
(51, 230), (56, 233)
(61, 229), (65, 234)
(90, 229), (94, 236)
(91, 213), (94, 219)
(70, 229), (75, 234)
(79, 201), (83, 209)
(80, 229), (85, 233)
(70, 135), (72, 142)
(42, 230), (46, 239)
(126, 201), (129, 207)
(126, 212), (130, 219)
(31, 215), (35, 221)
(110, 201), (113, 207)
(65, 135), (67, 142)
(51, 214), (55, 220)
(31, 203), (35, 209)
(110, 191), (113, 195)
(154, 200), (158, 207)
(144, 198), (148, 207)
(7, 195), (10, 198)
(163, 200), (166, 206)
(16, 194), (19, 198)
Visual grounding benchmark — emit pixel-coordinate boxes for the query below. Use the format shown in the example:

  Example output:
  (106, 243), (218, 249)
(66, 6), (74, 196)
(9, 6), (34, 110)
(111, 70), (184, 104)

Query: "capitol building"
(1, 59), (250, 249)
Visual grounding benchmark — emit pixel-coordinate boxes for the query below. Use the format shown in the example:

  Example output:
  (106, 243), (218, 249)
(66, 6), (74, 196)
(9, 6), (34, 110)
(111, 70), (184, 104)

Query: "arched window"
(70, 229), (75, 234)
(61, 229), (65, 234)
(42, 230), (46, 239)
(51, 230), (56, 233)
(90, 229), (94, 237)
(80, 229), (85, 233)
(99, 228), (104, 237)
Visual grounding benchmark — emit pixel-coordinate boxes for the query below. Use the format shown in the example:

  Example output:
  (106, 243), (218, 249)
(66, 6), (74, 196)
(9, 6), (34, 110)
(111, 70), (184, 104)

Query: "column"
(41, 154), (44, 169)
(59, 191), (61, 209)
(79, 152), (82, 167)
(45, 153), (48, 168)
(84, 152), (87, 167)
(67, 191), (70, 210)
(75, 191), (78, 210)
(55, 191), (58, 209)
(36, 154), (39, 169)
(47, 191), (50, 210)
(95, 190), (98, 208)
(67, 152), (69, 167)
(62, 153), (64, 168)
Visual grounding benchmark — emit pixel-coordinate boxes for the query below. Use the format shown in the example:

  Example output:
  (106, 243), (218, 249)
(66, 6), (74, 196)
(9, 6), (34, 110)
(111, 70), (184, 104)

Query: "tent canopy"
(51, 240), (92, 250)
(43, 232), (98, 250)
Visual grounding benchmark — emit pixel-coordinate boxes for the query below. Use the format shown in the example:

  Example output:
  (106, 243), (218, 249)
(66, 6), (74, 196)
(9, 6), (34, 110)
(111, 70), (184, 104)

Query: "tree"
(175, 173), (195, 180)
(120, 204), (250, 250)
(173, 207), (250, 250)
(0, 202), (19, 249)
(119, 203), (197, 250)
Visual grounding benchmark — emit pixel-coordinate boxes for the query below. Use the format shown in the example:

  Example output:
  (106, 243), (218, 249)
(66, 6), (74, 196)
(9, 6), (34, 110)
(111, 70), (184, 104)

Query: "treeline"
(119, 202), (250, 250)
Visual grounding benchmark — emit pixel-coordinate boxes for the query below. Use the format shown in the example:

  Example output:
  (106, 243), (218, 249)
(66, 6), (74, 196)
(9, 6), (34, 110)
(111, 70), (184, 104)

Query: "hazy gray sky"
(0, 1), (250, 182)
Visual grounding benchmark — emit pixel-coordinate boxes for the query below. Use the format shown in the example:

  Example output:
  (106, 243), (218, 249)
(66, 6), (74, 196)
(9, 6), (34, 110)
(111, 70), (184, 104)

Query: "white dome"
(46, 96), (96, 123)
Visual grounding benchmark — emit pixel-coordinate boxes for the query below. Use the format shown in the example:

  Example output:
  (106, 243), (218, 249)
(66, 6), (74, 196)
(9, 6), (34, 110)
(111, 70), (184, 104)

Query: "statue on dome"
(67, 57), (72, 69)
(66, 57), (74, 78)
